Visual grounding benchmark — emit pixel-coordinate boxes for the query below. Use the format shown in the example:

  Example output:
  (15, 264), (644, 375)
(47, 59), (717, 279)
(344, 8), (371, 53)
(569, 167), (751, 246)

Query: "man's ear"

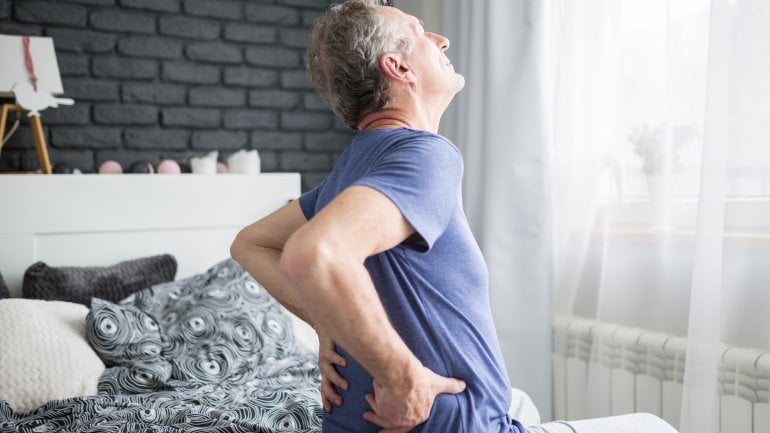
(380, 52), (416, 84)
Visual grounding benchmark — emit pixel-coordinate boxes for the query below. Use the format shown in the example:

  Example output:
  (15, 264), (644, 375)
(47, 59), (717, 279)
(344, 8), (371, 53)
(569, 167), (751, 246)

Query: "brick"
(258, 150), (278, 171)
(41, 103), (91, 125)
(90, 11), (155, 34)
(0, 151), (21, 171)
(92, 57), (158, 80)
(122, 83), (186, 105)
(302, 10), (323, 26)
(223, 23), (276, 44)
(63, 78), (119, 101)
(119, 36), (183, 59)
(303, 92), (329, 111)
(305, 132), (351, 152)
(189, 87), (246, 107)
(0, 122), (41, 150)
(249, 90), (299, 109)
(278, 0), (329, 9)
(162, 61), (219, 84)
(94, 103), (158, 125)
(281, 112), (332, 131)
(280, 151), (330, 171)
(279, 28), (308, 49)
(250, 131), (302, 150)
(159, 15), (220, 40)
(186, 42), (242, 64)
(19, 151), (44, 171)
(57, 53), (90, 77)
(281, 70), (313, 89)
(68, 0), (115, 5)
(125, 128), (189, 150)
(302, 171), (328, 191)
(223, 67), (278, 87)
(184, 0), (242, 20)
(0, 23), (43, 36)
(191, 130), (247, 150)
(52, 126), (121, 149)
(120, 0), (180, 12)
(46, 29), (116, 53)
(245, 46), (300, 68)
(162, 108), (221, 128)
(223, 109), (278, 129)
(245, 4), (298, 25)
(14, 1), (87, 26)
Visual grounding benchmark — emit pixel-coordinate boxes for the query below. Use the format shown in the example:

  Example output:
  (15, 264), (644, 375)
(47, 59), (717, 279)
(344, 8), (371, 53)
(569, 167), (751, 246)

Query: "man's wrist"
(377, 354), (423, 390)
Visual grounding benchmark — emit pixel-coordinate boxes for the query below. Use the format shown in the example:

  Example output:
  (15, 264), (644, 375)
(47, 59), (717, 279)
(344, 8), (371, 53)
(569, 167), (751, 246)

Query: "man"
(231, 2), (679, 433)
(232, 1), (518, 431)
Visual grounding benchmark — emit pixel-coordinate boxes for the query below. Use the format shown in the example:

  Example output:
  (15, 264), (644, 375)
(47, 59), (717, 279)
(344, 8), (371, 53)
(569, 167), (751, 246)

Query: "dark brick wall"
(0, 0), (353, 190)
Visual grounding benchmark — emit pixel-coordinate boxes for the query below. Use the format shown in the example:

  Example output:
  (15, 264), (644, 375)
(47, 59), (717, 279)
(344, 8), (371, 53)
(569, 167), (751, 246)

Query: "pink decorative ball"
(99, 160), (123, 174)
(157, 159), (181, 174)
(216, 162), (229, 174)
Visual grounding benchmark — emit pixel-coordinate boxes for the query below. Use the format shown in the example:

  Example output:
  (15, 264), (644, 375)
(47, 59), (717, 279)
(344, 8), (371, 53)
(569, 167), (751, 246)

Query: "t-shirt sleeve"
(354, 136), (462, 252)
(298, 179), (325, 220)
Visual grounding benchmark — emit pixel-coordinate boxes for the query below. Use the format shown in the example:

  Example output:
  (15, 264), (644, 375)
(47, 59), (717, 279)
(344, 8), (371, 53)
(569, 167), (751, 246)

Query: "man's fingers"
(363, 410), (384, 426)
(320, 365), (349, 390)
(436, 376), (466, 395)
(321, 380), (343, 405)
(319, 348), (347, 367)
(364, 392), (377, 411)
(322, 395), (332, 413)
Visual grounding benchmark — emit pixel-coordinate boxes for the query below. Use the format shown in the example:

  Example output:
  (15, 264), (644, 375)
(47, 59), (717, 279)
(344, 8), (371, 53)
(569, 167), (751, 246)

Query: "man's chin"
(454, 74), (466, 93)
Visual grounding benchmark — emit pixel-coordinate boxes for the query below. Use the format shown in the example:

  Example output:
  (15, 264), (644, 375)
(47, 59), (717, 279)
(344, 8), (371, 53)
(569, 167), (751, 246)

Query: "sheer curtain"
(442, 0), (770, 430)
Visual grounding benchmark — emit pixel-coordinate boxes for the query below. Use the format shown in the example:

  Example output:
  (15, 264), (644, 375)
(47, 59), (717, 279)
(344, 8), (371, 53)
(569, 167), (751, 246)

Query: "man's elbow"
(279, 236), (333, 290)
(229, 228), (250, 265)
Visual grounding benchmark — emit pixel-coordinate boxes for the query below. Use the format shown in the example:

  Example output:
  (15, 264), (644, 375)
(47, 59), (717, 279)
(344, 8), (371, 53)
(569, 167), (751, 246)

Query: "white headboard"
(0, 173), (301, 297)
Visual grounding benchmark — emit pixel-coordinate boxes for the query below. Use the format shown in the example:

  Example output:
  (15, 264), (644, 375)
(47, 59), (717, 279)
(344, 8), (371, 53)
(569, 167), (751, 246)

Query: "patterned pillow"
(23, 254), (178, 306)
(86, 299), (171, 394)
(86, 259), (299, 395)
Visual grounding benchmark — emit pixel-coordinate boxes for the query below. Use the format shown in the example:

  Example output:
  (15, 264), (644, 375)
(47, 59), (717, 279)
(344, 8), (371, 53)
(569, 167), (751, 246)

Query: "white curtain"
(442, 0), (770, 430)
(442, 0), (556, 420)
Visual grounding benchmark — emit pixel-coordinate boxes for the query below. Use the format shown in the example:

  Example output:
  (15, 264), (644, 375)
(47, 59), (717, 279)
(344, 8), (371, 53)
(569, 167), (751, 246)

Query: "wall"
(395, 0), (443, 35)
(0, 0), (352, 190)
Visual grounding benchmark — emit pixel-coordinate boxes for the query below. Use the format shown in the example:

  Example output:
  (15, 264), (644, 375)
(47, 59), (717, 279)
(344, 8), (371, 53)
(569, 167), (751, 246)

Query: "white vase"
(646, 174), (674, 230)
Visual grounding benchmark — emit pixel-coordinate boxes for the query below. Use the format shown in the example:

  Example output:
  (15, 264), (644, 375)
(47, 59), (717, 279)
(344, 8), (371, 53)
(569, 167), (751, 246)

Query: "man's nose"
(427, 32), (450, 51)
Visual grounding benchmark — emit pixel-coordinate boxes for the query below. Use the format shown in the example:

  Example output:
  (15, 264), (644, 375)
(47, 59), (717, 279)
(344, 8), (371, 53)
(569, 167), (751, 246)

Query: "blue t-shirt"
(299, 127), (522, 433)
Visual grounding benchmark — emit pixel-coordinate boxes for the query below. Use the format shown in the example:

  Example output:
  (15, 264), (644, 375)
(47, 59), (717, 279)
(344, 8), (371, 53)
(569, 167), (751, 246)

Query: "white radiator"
(553, 316), (770, 433)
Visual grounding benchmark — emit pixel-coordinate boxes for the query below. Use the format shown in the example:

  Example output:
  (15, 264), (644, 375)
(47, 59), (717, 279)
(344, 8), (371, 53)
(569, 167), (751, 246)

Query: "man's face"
(381, 7), (465, 99)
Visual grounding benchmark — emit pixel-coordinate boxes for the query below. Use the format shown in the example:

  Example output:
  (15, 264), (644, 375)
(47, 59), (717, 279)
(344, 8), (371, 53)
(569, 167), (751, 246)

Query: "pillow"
(0, 299), (106, 414)
(86, 259), (300, 395)
(0, 270), (9, 299)
(22, 254), (177, 306)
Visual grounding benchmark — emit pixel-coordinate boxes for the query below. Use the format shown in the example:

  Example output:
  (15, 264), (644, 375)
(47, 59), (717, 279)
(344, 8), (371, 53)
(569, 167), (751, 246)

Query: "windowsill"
(595, 197), (770, 242)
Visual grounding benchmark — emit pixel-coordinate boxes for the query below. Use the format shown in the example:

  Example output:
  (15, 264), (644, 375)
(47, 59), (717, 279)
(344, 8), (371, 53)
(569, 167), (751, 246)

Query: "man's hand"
(362, 365), (466, 433)
(318, 331), (348, 413)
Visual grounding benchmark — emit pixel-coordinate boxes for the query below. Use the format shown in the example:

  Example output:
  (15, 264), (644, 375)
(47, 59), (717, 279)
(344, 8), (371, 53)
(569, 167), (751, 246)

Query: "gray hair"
(307, 0), (415, 130)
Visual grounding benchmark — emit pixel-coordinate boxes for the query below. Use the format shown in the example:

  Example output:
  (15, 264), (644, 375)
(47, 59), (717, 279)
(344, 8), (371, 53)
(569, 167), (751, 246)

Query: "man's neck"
(357, 98), (442, 133)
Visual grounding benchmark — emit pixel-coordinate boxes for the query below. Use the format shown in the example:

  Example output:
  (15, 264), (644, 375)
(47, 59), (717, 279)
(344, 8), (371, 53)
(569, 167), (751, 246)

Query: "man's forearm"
(232, 243), (314, 326)
(281, 248), (421, 388)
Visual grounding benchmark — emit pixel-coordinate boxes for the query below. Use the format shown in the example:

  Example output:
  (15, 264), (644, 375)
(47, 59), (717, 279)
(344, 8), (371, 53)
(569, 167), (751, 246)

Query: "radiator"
(552, 316), (770, 433)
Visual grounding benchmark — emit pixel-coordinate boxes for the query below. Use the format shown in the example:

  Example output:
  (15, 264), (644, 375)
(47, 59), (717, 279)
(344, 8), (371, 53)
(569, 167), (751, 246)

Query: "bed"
(0, 173), (322, 432)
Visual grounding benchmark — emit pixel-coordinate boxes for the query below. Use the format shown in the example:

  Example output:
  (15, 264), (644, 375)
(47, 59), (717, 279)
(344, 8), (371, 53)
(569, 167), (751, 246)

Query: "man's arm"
(279, 185), (465, 431)
(230, 200), (349, 413)
(230, 200), (312, 322)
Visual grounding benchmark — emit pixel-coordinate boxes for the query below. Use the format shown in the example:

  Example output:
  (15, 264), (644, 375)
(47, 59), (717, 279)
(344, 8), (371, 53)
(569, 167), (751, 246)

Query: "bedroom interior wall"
(0, 0), (352, 191)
